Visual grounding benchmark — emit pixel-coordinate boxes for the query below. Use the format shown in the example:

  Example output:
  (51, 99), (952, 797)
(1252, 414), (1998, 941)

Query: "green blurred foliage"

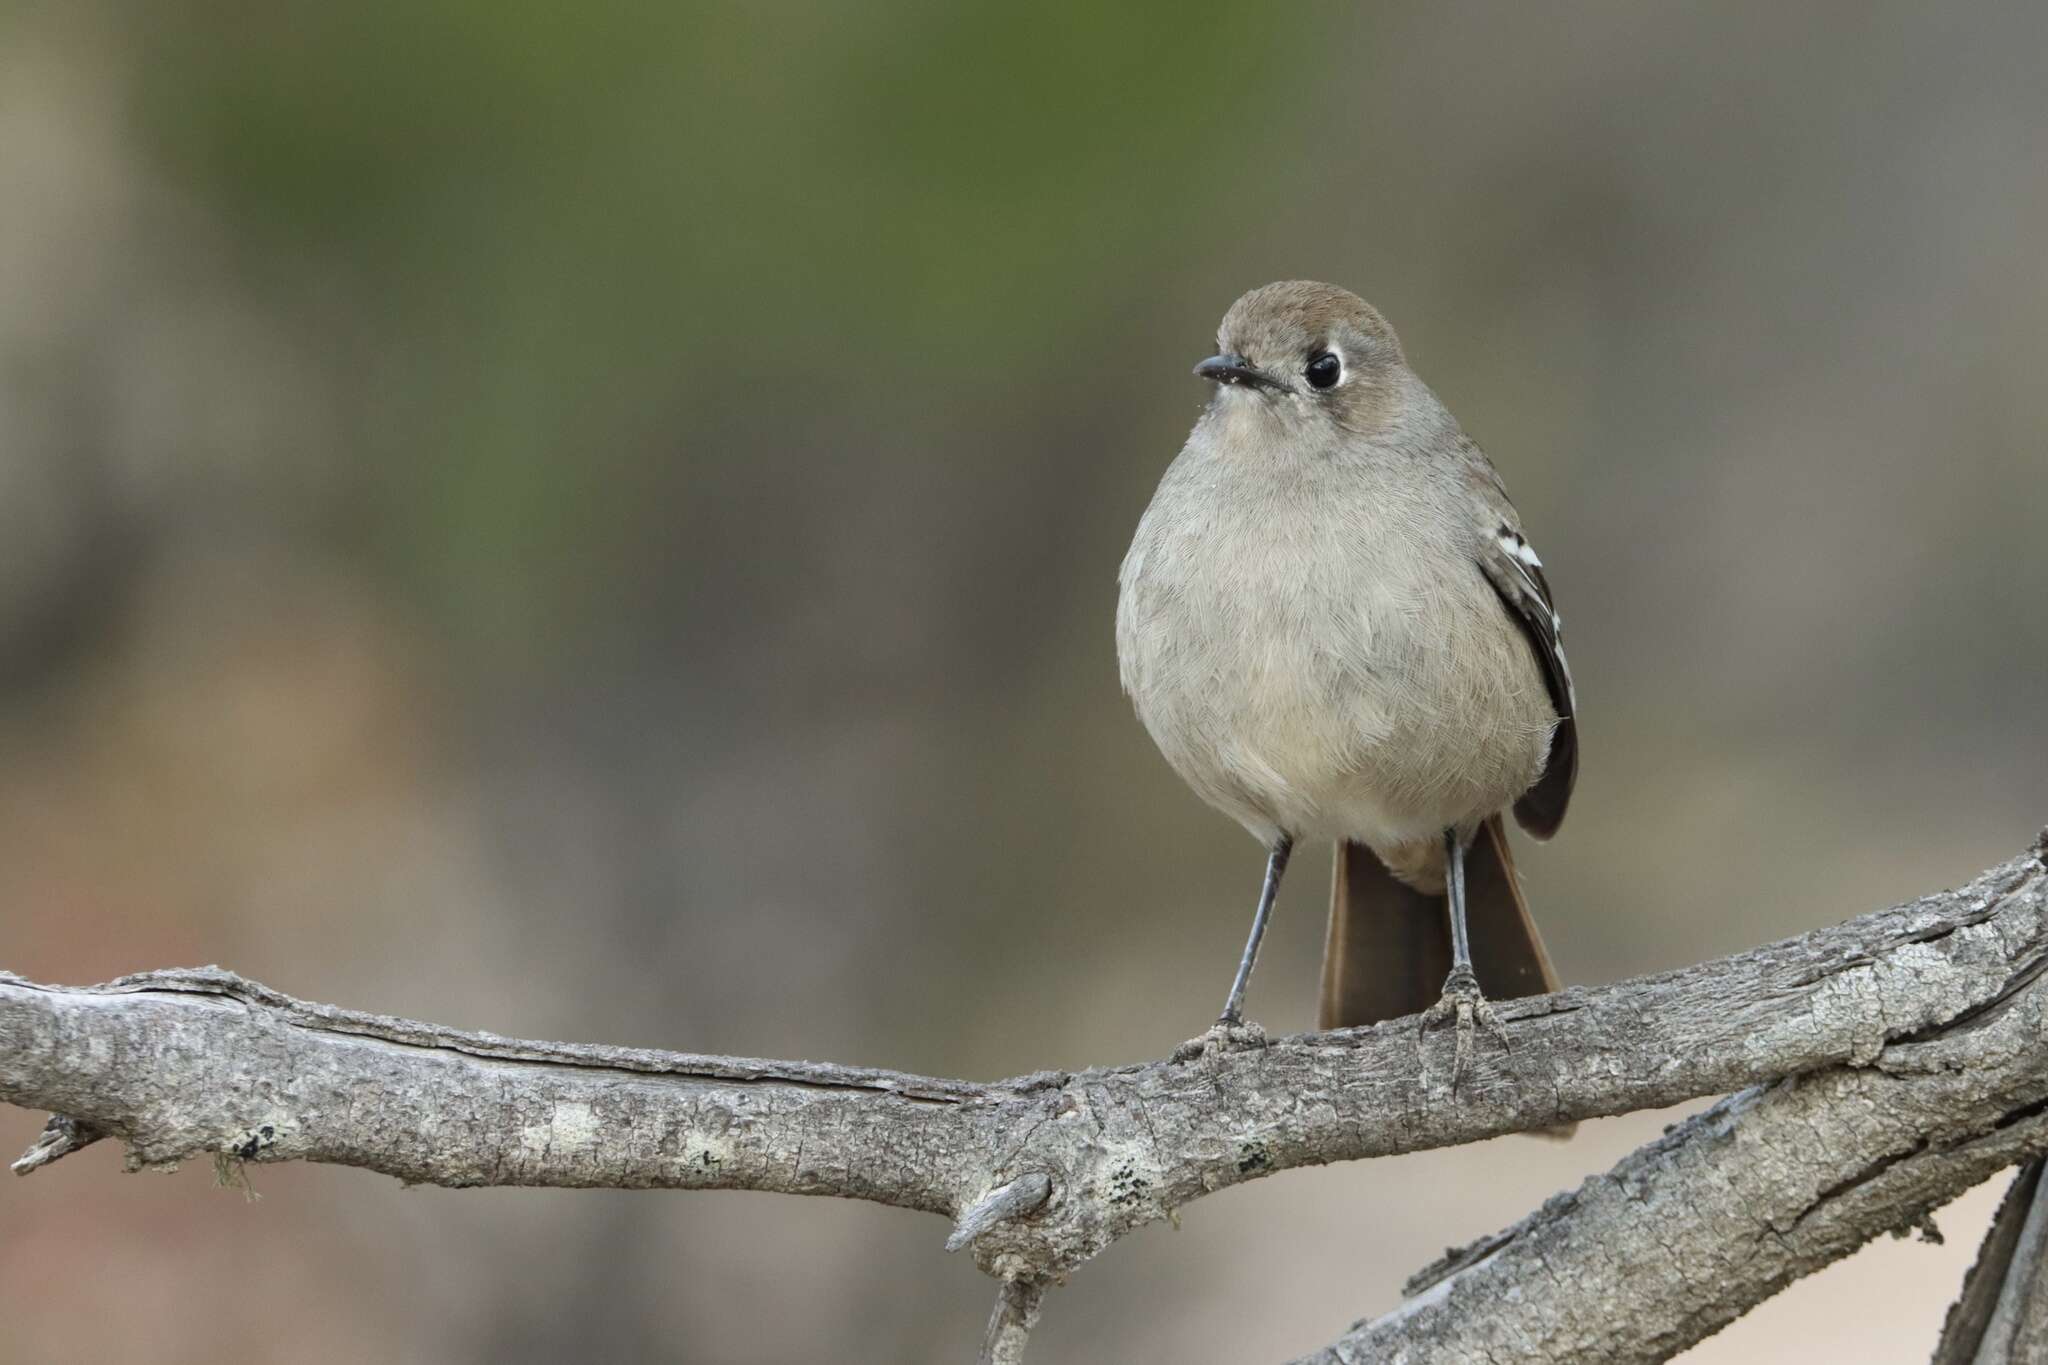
(125, 3), (1337, 651)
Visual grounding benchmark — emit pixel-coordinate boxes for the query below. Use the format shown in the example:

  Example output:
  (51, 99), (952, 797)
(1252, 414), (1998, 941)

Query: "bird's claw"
(1172, 1017), (1269, 1062)
(1418, 966), (1509, 1090)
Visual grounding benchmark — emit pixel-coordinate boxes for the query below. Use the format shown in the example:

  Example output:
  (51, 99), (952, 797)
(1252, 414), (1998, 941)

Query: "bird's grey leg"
(1218, 834), (1292, 1026)
(1173, 834), (1294, 1060)
(1445, 826), (1471, 973)
(1420, 826), (1509, 1087)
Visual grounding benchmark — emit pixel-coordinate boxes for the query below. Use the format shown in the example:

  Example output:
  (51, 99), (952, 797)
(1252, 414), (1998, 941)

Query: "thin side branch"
(979, 1277), (1049, 1365)
(1935, 1160), (2048, 1364)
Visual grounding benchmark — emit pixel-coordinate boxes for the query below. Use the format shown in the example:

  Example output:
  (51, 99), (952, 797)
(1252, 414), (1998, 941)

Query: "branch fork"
(6, 835), (2047, 1363)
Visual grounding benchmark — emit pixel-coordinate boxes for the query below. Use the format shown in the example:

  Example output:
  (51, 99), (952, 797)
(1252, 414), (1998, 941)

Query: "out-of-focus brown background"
(4, 3), (2044, 1361)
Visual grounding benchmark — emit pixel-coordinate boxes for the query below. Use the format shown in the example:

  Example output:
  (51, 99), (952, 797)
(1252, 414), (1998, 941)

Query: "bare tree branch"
(0, 966), (999, 1212)
(1304, 911), (2048, 1362)
(5, 836), (2045, 1362)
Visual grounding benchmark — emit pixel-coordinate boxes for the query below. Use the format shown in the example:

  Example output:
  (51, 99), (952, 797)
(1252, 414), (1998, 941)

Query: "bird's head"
(1195, 280), (1409, 436)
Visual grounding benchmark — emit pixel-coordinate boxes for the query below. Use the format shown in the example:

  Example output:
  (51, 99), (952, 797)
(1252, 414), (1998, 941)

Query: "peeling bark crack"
(6, 837), (2048, 1363)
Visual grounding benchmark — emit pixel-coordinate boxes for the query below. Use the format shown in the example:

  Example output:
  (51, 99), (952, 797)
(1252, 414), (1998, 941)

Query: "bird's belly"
(1124, 573), (1553, 848)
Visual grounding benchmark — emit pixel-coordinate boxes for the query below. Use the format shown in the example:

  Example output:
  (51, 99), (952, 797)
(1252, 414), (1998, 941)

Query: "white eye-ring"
(1304, 347), (1343, 390)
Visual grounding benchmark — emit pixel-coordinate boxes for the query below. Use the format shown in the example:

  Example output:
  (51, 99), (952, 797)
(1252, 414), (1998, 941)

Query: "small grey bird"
(1116, 281), (1577, 1076)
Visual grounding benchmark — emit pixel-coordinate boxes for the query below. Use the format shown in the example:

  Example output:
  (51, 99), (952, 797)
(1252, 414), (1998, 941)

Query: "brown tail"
(1318, 815), (1563, 1029)
(1320, 816), (1571, 1138)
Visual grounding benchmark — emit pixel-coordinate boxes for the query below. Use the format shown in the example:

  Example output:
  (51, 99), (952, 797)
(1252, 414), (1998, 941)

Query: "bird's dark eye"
(1305, 351), (1341, 389)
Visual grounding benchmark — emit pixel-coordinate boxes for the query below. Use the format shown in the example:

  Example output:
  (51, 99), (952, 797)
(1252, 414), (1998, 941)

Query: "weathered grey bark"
(1305, 921), (2048, 1362)
(5, 837), (2046, 1362)
(1933, 1161), (2048, 1365)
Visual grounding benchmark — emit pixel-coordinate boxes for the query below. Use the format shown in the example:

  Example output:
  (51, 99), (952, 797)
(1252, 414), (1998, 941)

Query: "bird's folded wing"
(1470, 480), (1579, 839)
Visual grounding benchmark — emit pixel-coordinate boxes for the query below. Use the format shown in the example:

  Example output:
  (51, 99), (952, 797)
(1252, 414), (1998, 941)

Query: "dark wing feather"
(1478, 525), (1578, 839)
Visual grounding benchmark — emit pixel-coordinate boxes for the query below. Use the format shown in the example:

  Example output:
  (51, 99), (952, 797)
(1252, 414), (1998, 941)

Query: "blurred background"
(3, 2), (2045, 1360)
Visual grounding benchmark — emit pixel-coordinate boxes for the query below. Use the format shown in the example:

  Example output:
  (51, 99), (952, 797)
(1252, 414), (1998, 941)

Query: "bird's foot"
(1172, 1016), (1269, 1062)
(1418, 966), (1510, 1090)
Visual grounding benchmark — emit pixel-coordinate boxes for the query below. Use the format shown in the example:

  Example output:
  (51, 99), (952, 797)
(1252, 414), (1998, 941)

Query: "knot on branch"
(954, 1081), (1191, 1280)
(11, 1114), (104, 1175)
(947, 1173), (1052, 1252)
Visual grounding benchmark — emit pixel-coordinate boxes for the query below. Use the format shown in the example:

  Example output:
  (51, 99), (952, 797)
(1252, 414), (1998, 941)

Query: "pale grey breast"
(1116, 391), (1553, 852)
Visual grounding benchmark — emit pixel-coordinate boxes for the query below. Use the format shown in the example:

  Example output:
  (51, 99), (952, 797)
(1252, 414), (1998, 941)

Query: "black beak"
(1193, 353), (1287, 393)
